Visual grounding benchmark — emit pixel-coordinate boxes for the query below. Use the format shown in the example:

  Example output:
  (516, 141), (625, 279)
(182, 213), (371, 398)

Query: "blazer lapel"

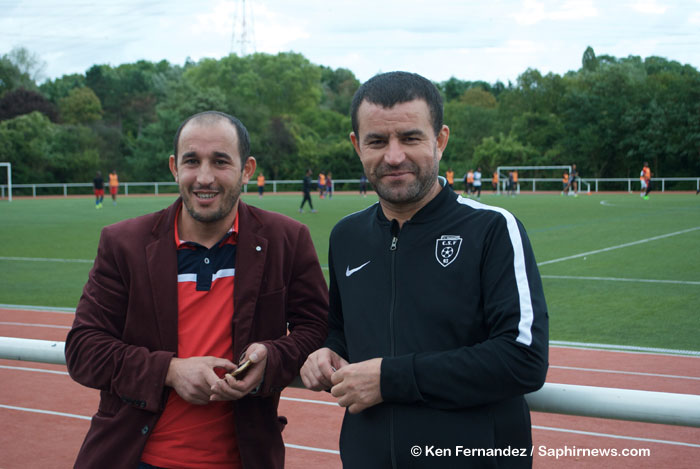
(232, 202), (268, 359)
(146, 200), (180, 354)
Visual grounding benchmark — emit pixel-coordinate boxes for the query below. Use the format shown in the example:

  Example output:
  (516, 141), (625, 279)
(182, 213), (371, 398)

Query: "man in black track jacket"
(301, 71), (549, 468)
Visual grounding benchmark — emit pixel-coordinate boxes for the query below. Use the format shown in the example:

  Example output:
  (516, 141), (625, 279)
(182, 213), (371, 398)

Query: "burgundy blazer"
(65, 199), (329, 468)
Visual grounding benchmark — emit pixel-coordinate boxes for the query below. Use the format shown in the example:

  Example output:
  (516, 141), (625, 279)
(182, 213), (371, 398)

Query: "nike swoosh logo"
(346, 261), (371, 277)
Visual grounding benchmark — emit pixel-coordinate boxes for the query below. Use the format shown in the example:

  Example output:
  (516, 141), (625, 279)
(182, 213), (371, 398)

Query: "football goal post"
(496, 165), (591, 195)
(0, 162), (11, 202)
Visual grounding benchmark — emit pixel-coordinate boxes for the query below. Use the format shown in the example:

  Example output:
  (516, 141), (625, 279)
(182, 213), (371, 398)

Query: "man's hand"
(300, 347), (349, 391)
(330, 358), (383, 414)
(210, 343), (268, 401)
(165, 356), (236, 405)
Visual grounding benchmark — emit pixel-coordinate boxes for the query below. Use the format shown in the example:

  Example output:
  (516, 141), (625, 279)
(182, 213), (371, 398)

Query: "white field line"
(1, 402), (696, 449)
(281, 396), (338, 406)
(0, 365), (68, 375)
(0, 321), (71, 329)
(0, 256), (92, 263)
(284, 443), (339, 455)
(0, 404), (91, 420)
(537, 226), (700, 266)
(533, 425), (700, 448)
(0, 304), (75, 314)
(548, 365), (700, 381)
(550, 341), (700, 357)
(541, 275), (700, 286)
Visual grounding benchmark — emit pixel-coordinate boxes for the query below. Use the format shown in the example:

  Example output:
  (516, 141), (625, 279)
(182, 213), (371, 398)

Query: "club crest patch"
(435, 235), (462, 267)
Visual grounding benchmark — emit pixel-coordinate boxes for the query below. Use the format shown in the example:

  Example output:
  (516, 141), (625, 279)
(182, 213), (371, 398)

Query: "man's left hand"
(330, 358), (383, 414)
(210, 343), (268, 401)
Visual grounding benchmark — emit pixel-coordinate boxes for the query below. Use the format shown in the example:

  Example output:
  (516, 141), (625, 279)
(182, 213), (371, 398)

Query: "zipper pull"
(390, 219), (399, 251)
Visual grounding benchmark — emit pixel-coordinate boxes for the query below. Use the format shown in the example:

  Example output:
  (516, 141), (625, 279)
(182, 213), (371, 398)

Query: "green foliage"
(58, 87), (103, 124)
(1, 46), (699, 185)
(0, 112), (100, 182)
(473, 132), (539, 171)
(0, 56), (29, 97)
(39, 73), (86, 102)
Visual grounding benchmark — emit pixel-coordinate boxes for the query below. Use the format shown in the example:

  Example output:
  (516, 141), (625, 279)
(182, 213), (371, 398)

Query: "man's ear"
(350, 132), (362, 158)
(169, 155), (178, 182)
(435, 125), (450, 160)
(242, 156), (256, 184)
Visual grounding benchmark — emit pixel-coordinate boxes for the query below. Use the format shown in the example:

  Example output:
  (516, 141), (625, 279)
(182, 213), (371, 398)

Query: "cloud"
(513, 0), (598, 25)
(688, 11), (700, 25)
(629, 0), (668, 15)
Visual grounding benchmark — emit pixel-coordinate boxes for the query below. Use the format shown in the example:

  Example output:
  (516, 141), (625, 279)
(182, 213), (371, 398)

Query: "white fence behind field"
(2, 177), (700, 199)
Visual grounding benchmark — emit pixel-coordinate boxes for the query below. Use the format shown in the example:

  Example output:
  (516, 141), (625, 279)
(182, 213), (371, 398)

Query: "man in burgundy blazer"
(65, 111), (329, 468)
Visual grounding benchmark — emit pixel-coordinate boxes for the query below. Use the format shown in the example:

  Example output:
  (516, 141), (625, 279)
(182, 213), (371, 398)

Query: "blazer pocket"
(97, 391), (123, 417)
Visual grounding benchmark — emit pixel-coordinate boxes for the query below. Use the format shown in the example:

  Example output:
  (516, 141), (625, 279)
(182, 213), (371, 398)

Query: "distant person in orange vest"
(318, 172), (326, 199)
(641, 162), (652, 200)
(445, 168), (454, 189)
(464, 169), (474, 195)
(561, 172), (569, 195)
(257, 171), (265, 197)
(492, 171), (498, 192)
(512, 170), (519, 196)
(108, 170), (119, 205)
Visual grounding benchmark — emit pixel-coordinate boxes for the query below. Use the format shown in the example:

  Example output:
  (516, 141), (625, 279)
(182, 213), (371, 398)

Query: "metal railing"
(1, 336), (699, 428)
(2, 177), (699, 199)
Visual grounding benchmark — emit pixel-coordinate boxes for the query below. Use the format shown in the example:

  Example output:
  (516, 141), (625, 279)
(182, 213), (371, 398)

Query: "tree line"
(1, 45), (698, 185)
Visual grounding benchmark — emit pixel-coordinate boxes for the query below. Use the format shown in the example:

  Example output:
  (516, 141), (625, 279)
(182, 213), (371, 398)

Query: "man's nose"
(384, 138), (405, 166)
(196, 161), (216, 185)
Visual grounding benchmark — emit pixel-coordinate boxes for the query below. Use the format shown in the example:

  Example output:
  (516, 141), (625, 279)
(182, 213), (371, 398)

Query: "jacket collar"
(375, 178), (456, 226)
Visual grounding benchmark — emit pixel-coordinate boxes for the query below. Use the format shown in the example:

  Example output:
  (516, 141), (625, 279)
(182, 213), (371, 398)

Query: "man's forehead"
(179, 118), (238, 146)
(182, 116), (236, 136)
(357, 99), (431, 133)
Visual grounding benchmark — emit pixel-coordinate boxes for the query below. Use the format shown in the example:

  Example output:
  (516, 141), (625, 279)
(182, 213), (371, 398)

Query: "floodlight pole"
(0, 163), (11, 202)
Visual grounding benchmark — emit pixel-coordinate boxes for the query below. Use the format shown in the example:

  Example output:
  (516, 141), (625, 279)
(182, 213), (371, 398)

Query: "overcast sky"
(2, 0), (700, 85)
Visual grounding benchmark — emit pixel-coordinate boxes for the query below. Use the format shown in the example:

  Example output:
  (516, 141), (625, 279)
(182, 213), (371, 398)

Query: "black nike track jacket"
(325, 184), (549, 468)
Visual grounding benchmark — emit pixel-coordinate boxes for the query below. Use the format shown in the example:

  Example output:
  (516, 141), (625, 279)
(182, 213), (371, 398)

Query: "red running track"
(1, 307), (698, 468)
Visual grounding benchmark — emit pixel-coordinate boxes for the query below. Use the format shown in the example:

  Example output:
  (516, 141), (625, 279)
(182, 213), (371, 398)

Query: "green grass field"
(1, 191), (699, 350)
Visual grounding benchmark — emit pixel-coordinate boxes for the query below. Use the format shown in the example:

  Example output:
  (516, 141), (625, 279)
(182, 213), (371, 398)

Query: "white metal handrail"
(2, 177), (700, 200)
(1, 337), (699, 428)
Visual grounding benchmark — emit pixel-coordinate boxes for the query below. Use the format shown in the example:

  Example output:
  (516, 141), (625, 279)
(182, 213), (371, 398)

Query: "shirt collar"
(174, 202), (239, 249)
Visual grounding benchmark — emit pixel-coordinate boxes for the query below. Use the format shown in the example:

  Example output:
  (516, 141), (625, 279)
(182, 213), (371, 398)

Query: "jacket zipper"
(389, 219), (399, 469)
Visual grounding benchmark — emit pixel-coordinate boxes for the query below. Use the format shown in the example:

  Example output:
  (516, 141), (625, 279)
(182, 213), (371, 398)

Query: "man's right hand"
(165, 356), (236, 405)
(300, 347), (349, 391)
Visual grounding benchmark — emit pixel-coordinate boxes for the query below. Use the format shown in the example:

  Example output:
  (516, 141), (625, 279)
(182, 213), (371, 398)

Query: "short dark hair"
(350, 71), (443, 137)
(173, 111), (250, 165)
